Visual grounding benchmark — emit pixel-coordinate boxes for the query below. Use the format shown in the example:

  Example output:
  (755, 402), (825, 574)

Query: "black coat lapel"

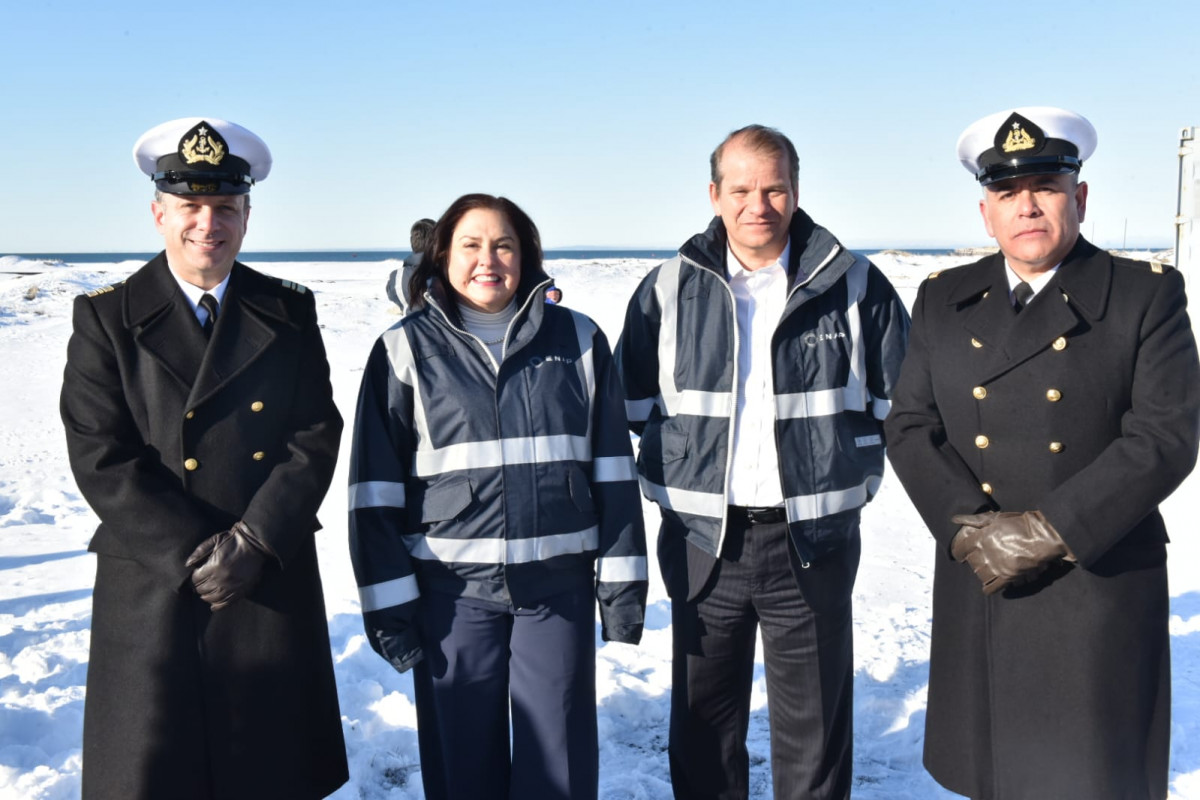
(125, 254), (208, 389)
(961, 238), (1105, 383)
(187, 264), (284, 409)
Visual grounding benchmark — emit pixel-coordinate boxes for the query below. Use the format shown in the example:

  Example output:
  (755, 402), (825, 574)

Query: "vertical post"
(1178, 127), (1198, 282)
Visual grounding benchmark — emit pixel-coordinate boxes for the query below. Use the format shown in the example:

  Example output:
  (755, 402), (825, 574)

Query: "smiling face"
(152, 193), (249, 289)
(446, 207), (521, 313)
(709, 138), (797, 270)
(979, 173), (1087, 280)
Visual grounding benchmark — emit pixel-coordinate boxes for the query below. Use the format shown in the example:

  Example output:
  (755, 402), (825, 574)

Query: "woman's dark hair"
(408, 194), (546, 311)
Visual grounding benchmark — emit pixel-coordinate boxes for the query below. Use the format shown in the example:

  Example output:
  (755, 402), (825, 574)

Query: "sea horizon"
(6, 247), (998, 265)
(3, 242), (1174, 267)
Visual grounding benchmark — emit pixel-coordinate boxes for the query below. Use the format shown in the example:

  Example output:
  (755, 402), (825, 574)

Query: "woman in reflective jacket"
(348, 194), (647, 800)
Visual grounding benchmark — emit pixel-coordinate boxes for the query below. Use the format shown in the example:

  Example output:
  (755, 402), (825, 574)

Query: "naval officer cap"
(133, 117), (271, 195)
(957, 107), (1097, 186)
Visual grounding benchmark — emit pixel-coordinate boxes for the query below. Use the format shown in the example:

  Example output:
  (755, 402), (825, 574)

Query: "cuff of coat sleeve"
(602, 622), (644, 645)
(374, 626), (425, 674)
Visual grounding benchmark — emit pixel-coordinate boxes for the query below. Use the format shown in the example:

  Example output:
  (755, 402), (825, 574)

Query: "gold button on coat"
(971, 338), (983, 349)
(981, 482), (993, 495)
(251, 401), (264, 412)
(975, 435), (989, 449)
(972, 386), (987, 400)
(1046, 389), (1062, 402)
(252, 451), (266, 461)
(185, 410), (195, 420)
(1052, 336), (1068, 351)
(184, 458), (199, 471)
(1049, 442), (1064, 453)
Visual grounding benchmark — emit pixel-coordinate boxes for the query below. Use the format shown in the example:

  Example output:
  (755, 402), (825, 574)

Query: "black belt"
(728, 505), (786, 525)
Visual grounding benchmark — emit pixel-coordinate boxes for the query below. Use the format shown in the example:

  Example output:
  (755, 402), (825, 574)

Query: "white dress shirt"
(170, 269), (231, 327)
(726, 240), (791, 507)
(1004, 261), (1058, 306)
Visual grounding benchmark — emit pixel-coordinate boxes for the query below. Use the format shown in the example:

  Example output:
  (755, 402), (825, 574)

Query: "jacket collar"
(945, 236), (1108, 319)
(122, 255), (285, 403)
(678, 209), (854, 293)
(952, 236), (1110, 381)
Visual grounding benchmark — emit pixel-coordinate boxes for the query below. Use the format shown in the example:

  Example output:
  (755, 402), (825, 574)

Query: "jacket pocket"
(417, 475), (474, 523)
(567, 463), (596, 515)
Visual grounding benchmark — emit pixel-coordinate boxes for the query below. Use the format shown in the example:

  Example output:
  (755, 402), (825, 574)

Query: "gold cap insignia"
(994, 112), (1046, 156)
(179, 121), (227, 167)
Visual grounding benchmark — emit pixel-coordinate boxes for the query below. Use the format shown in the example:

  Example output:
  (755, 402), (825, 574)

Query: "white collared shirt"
(726, 240), (790, 507)
(1005, 261), (1058, 306)
(170, 268), (231, 327)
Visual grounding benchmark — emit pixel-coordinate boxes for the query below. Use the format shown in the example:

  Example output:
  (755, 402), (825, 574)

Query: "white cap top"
(133, 117), (271, 194)
(956, 106), (1096, 185)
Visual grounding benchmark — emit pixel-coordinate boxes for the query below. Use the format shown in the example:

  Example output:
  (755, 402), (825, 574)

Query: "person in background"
(884, 106), (1200, 799)
(386, 217), (436, 313)
(616, 125), (909, 799)
(348, 193), (647, 800)
(545, 285), (563, 304)
(60, 117), (347, 799)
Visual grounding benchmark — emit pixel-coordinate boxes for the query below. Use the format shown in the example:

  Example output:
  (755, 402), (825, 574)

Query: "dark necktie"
(199, 293), (219, 338)
(1013, 281), (1034, 313)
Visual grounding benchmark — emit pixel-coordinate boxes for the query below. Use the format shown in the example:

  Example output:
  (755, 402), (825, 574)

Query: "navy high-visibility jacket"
(349, 278), (648, 672)
(615, 211), (910, 564)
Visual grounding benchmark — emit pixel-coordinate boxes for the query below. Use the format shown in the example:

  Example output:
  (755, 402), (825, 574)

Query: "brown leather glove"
(185, 521), (272, 610)
(950, 511), (1075, 595)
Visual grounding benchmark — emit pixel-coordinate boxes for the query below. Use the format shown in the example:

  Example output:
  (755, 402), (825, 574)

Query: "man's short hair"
(710, 124), (799, 194)
(153, 189), (250, 210)
(410, 218), (436, 252)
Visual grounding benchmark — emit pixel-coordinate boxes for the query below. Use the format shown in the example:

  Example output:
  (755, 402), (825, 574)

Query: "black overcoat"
(884, 238), (1200, 799)
(61, 254), (348, 800)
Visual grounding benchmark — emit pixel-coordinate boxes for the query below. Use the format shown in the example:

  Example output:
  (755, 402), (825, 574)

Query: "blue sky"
(2, 0), (1197, 252)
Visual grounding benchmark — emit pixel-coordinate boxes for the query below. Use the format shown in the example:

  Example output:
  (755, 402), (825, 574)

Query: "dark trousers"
(664, 514), (858, 800)
(412, 583), (598, 800)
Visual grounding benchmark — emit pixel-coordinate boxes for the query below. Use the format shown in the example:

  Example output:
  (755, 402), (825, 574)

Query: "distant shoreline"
(2, 245), (1173, 265)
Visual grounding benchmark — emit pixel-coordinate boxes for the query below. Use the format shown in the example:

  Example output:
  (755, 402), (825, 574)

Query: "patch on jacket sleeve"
(276, 278), (309, 294)
(85, 281), (123, 297)
(1113, 256), (1173, 275)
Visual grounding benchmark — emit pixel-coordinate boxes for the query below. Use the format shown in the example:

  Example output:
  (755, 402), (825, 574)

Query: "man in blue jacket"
(616, 125), (909, 799)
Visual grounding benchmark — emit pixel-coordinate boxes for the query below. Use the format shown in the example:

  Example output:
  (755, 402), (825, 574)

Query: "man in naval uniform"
(884, 106), (1200, 799)
(61, 117), (348, 799)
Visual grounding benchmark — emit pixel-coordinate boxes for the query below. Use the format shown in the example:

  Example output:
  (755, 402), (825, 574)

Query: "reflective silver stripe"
(358, 574), (420, 612)
(348, 481), (406, 510)
(414, 434), (591, 477)
(508, 526), (599, 563)
(403, 526), (600, 564)
(676, 389), (732, 418)
(870, 394), (891, 421)
(655, 257), (683, 417)
(842, 256), (870, 417)
(382, 324), (434, 452)
(776, 388), (852, 419)
(784, 475), (881, 521)
(638, 477), (725, 518)
(625, 396), (658, 422)
(571, 311), (598, 440)
(593, 455), (637, 483)
(597, 555), (648, 583)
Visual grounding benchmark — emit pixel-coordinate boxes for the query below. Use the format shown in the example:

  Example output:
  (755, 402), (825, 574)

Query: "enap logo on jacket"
(530, 355), (575, 368)
(802, 328), (848, 348)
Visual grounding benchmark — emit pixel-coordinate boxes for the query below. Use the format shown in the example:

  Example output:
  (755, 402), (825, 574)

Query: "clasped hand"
(185, 521), (270, 610)
(950, 511), (1074, 595)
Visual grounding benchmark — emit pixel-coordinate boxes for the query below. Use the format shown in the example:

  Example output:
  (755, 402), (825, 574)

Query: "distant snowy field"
(1, 250), (1197, 799)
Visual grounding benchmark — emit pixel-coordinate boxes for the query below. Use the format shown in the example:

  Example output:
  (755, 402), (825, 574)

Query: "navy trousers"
(412, 582), (598, 800)
(663, 513), (858, 800)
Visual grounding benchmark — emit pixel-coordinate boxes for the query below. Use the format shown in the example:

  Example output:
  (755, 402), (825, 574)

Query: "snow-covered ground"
(1, 250), (1197, 799)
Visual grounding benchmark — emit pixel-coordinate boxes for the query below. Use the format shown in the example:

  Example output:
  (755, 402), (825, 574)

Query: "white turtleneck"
(458, 299), (517, 370)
